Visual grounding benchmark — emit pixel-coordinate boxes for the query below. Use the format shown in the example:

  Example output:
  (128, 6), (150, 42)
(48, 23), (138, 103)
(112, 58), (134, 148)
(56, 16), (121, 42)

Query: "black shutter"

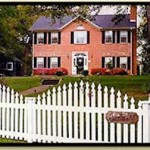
(117, 57), (120, 68)
(117, 31), (120, 43)
(113, 31), (115, 43)
(71, 32), (74, 44)
(34, 33), (37, 44)
(34, 57), (37, 68)
(48, 57), (51, 68)
(58, 57), (61, 67)
(87, 31), (90, 44)
(44, 32), (47, 44)
(102, 57), (105, 68)
(113, 57), (115, 68)
(102, 31), (105, 44)
(128, 30), (131, 43)
(48, 32), (51, 44)
(58, 32), (61, 44)
(127, 57), (131, 70)
(44, 57), (46, 68)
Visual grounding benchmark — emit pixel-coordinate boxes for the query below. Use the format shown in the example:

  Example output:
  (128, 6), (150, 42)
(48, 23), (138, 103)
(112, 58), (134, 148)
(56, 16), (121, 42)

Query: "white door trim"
(72, 52), (88, 75)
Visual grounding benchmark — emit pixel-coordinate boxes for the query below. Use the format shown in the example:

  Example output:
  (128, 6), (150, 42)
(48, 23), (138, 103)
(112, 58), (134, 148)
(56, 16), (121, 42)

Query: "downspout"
(32, 32), (34, 76)
(131, 28), (133, 75)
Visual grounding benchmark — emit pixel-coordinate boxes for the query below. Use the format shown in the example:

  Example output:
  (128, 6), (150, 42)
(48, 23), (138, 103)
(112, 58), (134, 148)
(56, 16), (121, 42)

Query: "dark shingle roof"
(29, 15), (136, 31)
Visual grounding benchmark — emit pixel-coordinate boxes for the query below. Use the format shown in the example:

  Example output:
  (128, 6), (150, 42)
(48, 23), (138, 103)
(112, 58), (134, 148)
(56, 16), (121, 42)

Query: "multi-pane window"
(37, 58), (44, 68)
(120, 57), (127, 69)
(105, 57), (113, 69)
(51, 57), (58, 68)
(120, 31), (128, 43)
(105, 31), (113, 43)
(37, 33), (44, 44)
(51, 32), (58, 44)
(6, 62), (13, 71)
(74, 31), (87, 44)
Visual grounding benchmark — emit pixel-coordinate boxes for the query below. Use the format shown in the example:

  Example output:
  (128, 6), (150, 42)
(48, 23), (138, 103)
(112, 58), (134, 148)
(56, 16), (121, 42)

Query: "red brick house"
(30, 5), (137, 75)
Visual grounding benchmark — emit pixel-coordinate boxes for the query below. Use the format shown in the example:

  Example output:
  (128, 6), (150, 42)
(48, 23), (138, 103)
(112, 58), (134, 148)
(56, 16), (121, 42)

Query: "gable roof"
(29, 14), (136, 31)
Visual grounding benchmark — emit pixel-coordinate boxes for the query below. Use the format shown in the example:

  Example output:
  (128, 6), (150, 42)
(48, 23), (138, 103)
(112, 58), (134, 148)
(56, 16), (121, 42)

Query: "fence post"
(142, 100), (150, 143)
(25, 97), (36, 143)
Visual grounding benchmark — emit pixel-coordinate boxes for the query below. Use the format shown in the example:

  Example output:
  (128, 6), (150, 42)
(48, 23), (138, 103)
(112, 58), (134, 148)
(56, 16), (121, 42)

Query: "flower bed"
(91, 68), (128, 75)
(33, 68), (68, 76)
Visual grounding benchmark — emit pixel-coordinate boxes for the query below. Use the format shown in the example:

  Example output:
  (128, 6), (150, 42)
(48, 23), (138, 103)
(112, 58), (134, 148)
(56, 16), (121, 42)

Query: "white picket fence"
(0, 81), (150, 143)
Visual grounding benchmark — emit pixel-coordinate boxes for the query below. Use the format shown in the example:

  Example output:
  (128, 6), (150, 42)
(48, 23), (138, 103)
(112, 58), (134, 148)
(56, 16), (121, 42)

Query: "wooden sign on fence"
(105, 111), (139, 124)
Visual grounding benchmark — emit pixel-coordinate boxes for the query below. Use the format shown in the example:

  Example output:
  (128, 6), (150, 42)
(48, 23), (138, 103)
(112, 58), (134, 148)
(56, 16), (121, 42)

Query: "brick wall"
(33, 18), (135, 75)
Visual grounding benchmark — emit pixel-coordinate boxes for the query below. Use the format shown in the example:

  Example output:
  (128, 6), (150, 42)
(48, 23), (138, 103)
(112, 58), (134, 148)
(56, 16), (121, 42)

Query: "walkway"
(20, 85), (49, 96)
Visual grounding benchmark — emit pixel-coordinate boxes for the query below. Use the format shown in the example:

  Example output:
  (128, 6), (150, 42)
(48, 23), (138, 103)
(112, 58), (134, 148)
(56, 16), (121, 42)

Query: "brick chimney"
(130, 5), (137, 22)
(130, 5), (137, 75)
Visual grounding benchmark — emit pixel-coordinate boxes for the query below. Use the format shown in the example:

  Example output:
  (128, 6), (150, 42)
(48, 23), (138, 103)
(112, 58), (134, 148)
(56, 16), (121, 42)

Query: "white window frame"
(37, 57), (44, 68)
(105, 31), (113, 43)
(6, 62), (13, 71)
(105, 57), (113, 69)
(51, 57), (58, 68)
(74, 31), (87, 44)
(120, 57), (127, 69)
(120, 31), (128, 43)
(37, 33), (44, 44)
(51, 32), (59, 44)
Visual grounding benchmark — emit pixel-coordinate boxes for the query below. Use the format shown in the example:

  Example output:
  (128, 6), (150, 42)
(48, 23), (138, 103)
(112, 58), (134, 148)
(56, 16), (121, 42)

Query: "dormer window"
(37, 33), (44, 44)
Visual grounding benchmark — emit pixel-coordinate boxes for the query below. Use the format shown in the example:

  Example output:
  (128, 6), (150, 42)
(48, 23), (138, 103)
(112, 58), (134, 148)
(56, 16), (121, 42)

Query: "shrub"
(111, 68), (128, 75)
(33, 68), (68, 75)
(82, 70), (89, 76)
(91, 68), (106, 75)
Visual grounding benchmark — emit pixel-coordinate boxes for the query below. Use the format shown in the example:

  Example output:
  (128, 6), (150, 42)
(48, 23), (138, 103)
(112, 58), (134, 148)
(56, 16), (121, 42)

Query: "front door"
(72, 52), (88, 75)
(76, 57), (84, 74)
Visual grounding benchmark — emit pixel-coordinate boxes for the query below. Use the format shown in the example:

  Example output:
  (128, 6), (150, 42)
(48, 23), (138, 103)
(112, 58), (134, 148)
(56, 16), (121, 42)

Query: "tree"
(138, 5), (150, 74)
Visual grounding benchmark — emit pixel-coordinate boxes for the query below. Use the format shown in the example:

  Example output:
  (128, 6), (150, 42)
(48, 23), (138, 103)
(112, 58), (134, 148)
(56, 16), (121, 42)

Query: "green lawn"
(0, 76), (41, 92)
(1, 75), (150, 101)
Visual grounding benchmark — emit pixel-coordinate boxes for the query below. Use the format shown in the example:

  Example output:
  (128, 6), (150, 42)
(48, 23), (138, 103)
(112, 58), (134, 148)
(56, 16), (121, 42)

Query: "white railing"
(0, 81), (150, 143)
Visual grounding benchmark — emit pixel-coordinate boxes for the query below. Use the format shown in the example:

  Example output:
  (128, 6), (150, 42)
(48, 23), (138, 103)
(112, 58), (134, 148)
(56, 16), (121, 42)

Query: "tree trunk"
(146, 5), (150, 38)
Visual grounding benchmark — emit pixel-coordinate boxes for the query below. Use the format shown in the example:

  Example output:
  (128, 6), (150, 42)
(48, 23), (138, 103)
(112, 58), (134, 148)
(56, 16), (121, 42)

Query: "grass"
(5, 74), (149, 101)
(0, 76), (41, 92)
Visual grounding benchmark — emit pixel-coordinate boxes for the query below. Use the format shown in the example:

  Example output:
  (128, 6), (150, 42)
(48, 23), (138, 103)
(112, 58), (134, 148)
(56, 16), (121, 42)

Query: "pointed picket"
(116, 90), (122, 143)
(6, 87), (10, 138)
(62, 84), (67, 141)
(52, 87), (57, 142)
(73, 82), (78, 140)
(19, 94), (23, 140)
(42, 93), (46, 142)
(68, 83), (73, 140)
(79, 81), (84, 140)
(47, 90), (51, 143)
(85, 82), (90, 141)
(137, 101), (142, 143)
(57, 86), (62, 142)
(10, 89), (15, 139)
(37, 95), (41, 142)
(103, 86), (109, 142)
(123, 94), (129, 143)
(110, 87), (115, 143)
(97, 84), (102, 142)
(130, 97), (136, 143)
(91, 82), (96, 141)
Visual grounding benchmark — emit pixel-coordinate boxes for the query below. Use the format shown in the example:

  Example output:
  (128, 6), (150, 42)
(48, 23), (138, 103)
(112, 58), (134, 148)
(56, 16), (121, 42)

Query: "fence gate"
(0, 81), (150, 143)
